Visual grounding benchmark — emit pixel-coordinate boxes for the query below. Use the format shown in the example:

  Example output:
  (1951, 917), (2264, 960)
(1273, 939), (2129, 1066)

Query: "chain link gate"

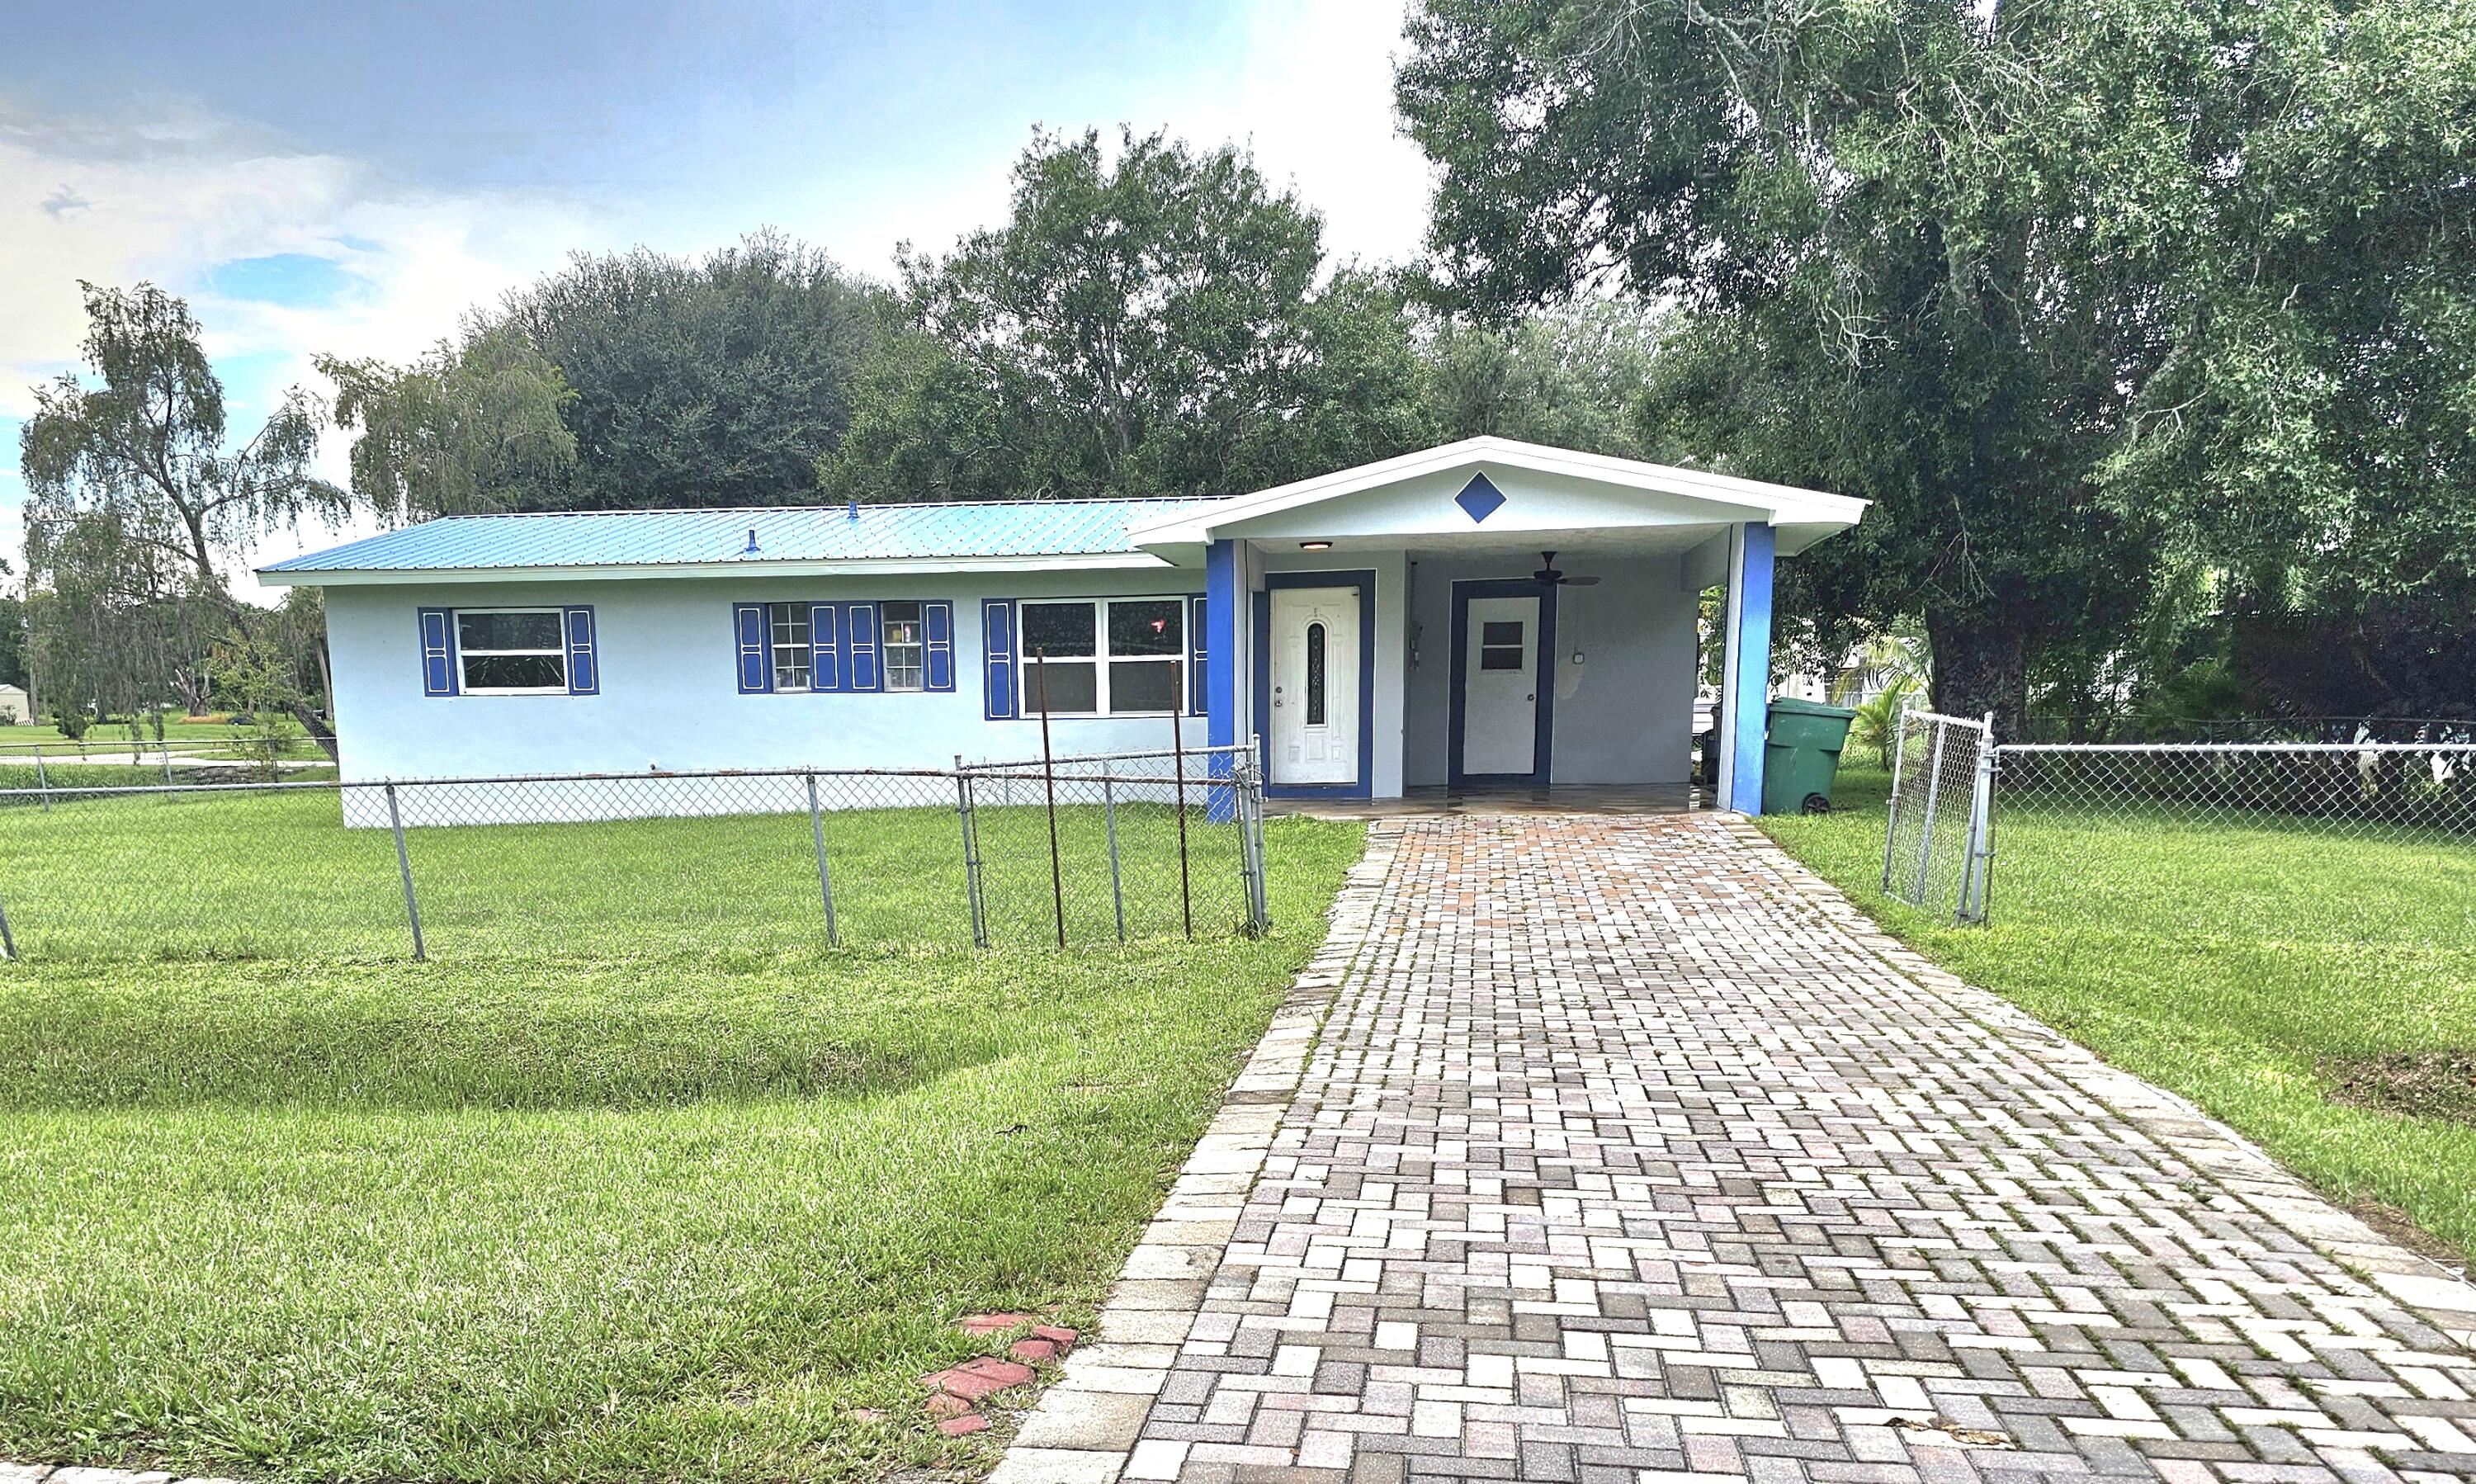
(1882, 706), (1996, 924)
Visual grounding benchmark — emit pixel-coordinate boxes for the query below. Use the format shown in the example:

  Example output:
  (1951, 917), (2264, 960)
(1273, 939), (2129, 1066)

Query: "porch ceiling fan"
(1531, 551), (1600, 587)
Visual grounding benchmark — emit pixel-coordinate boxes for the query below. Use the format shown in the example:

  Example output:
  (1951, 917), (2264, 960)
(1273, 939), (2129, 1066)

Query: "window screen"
(1479, 619), (1525, 673)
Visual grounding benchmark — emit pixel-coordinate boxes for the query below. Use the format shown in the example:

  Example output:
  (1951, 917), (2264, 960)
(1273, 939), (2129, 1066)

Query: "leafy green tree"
(0, 594), (27, 692)
(494, 229), (887, 508)
(825, 130), (1433, 501)
(21, 281), (347, 588)
(1404, 0), (2422, 730)
(17, 282), (349, 752)
(319, 323), (578, 518)
(1421, 298), (1667, 456)
(2096, 2), (2476, 720)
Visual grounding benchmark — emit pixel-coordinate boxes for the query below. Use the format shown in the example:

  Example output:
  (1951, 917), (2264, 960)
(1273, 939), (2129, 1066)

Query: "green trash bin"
(1762, 697), (1858, 815)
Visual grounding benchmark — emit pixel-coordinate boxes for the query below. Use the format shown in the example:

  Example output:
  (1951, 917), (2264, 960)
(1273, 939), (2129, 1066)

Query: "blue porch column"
(1204, 539), (1241, 821)
(1205, 539), (1240, 749)
(1717, 522), (1775, 814)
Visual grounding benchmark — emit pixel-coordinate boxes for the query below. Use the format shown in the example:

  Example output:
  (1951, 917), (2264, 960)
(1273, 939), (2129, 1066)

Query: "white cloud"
(1177, 0), (1434, 268)
(0, 100), (612, 597)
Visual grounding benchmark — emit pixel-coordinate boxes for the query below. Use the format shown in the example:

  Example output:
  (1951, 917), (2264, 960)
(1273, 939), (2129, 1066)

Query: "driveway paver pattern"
(1006, 813), (2476, 1484)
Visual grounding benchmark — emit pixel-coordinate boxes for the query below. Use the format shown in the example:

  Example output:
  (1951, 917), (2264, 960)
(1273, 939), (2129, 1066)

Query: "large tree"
(493, 229), (887, 508)
(318, 321), (578, 518)
(18, 282), (348, 748)
(823, 130), (1434, 501)
(1398, 0), (2476, 730)
(1420, 297), (1668, 457)
(21, 281), (347, 589)
(2098, 1), (2476, 720)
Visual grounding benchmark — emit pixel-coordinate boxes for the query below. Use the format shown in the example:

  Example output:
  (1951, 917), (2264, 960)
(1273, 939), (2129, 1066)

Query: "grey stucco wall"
(1399, 551), (1699, 787)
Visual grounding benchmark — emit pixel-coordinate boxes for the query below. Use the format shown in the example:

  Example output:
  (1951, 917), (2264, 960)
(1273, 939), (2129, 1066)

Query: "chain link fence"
(0, 745), (1267, 962)
(1882, 707), (1995, 923)
(1883, 712), (2476, 926)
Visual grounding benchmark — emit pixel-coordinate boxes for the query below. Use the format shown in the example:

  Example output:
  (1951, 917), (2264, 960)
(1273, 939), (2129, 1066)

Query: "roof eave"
(256, 550), (1181, 588)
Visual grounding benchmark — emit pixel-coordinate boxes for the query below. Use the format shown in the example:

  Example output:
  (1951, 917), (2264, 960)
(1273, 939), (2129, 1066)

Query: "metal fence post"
(1880, 702), (1909, 893)
(806, 772), (839, 948)
(1240, 749), (1269, 934)
(1032, 651), (1066, 949)
(1956, 712), (1996, 925)
(0, 877), (17, 960)
(1169, 659), (1193, 941)
(33, 750), (49, 813)
(956, 754), (988, 949)
(1911, 718), (1949, 904)
(384, 782), (426, 962)
(1102, 766), (1126, 943)
(161, 749), (176, 788)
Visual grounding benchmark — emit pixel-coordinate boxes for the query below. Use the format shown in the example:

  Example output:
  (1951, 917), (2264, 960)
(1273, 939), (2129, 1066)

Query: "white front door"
(1269, 587), (1360, 787)
(1462, 594), (1541, 777)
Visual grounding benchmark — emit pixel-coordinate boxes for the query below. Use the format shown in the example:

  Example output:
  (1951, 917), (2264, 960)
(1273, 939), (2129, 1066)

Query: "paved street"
(999, 814), (2476, 1484)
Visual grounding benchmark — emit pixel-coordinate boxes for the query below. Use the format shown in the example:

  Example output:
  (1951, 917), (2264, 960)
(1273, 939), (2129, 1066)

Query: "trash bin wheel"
(1800, 792), (1831, 815)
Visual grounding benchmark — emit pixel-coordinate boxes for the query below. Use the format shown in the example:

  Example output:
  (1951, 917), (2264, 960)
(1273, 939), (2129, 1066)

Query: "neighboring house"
(259, 437), (1865, 813)
(0, 685), (29, 725)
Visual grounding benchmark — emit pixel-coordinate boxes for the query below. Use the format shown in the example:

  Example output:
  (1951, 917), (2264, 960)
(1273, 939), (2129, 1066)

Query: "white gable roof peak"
(1127, 437), (1866, 558)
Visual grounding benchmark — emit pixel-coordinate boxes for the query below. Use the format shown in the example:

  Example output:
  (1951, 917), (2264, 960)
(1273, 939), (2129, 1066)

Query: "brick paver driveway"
(999, 814), (2476, 1484)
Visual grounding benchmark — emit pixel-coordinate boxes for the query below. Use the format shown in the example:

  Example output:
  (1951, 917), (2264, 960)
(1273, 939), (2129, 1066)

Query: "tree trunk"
(288, 701), (341, 763)
(1924, 605), (2030, 740)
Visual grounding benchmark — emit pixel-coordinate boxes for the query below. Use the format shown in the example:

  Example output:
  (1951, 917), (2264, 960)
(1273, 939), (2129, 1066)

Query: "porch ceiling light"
(1299, 540), (1333, 551)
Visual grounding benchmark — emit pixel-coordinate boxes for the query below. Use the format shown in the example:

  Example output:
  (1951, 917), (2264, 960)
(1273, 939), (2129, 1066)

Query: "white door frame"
(1255, 570), (1374, 799)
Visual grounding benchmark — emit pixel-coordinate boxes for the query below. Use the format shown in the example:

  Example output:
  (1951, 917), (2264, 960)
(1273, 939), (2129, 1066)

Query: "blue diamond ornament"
(1454, 472), (1506, 523)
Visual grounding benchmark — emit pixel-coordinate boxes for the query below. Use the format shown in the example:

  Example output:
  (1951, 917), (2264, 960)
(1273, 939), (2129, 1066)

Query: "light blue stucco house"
(259, 437), (1865, 812)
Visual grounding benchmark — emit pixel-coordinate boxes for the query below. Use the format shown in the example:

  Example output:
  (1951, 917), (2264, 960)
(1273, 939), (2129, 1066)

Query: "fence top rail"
(959, 742), (1250, 771)
(1999, 740), (2476, 755)
(1901, 708), (1992, 731)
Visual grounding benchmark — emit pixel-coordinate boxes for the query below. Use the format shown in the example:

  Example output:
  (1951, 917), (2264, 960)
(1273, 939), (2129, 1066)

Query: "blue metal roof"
(261, 498), (1224, 575)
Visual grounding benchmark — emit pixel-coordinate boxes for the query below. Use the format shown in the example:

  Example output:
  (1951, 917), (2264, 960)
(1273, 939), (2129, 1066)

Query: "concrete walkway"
(994, 814), (2476, 1484)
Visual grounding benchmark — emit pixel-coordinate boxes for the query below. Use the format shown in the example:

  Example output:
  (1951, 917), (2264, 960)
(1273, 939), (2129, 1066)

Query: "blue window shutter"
(924, 601), (955, 692)
(418, 607), (457, 696)
(563, 607), (598, 695)
(848, 602), (880, 692)
(733, 603), (770, 693)
(1188, 596), (1207, 715)
(982, 598), (1016, 720)
(812, 603), (841, 692)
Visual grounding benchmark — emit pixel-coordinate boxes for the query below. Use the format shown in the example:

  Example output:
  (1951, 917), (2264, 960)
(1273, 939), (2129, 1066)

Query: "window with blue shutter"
(418, 607), (457, 697)
(733, 603), (770, 692)
(982, 598), (1017, 719)
(811, 603), (841, 692)
(563, 607), (598, 694)
(1188, 596), (1207, 715)
(924, 602), (955, 692)
(847, 602), (880, 692)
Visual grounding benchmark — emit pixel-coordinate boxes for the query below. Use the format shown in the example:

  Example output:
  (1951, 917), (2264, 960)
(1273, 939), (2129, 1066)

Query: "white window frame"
(456, 607), (569, 696)
(881, 599), (927, 693)
(1016, 596), (1188, 717)
(768, 602), (814, 693)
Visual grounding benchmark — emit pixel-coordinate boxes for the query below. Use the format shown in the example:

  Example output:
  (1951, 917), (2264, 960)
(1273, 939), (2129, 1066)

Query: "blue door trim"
(1448, 578), (1557, 790)
(1254, 569), (1377, 800)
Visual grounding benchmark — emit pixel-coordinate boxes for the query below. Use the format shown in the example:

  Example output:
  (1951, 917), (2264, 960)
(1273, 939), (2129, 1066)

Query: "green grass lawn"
(1763, 764), (2476, 1259)
(0, 805), (1365, 1482)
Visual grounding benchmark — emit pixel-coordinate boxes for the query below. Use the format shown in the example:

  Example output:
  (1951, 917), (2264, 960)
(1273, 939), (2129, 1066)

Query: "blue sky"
(1, 0), (1429, 593)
